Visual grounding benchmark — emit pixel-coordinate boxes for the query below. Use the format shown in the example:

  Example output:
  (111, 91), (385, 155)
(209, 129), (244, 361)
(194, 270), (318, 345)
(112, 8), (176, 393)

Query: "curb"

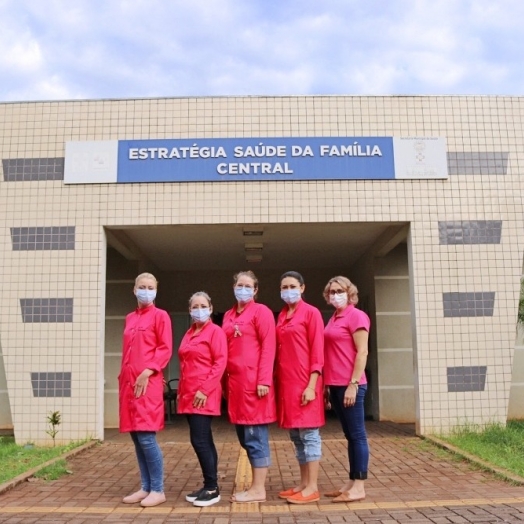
(0, 439), (99, 496)
(422, 434), (524, 486)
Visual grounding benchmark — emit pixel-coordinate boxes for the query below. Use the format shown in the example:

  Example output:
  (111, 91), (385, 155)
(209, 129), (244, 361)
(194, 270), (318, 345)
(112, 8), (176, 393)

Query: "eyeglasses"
(328, 289), (346, 295)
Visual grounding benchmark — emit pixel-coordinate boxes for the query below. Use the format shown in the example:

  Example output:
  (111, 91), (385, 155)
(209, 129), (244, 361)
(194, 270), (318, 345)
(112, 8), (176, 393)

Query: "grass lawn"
(439, 420), (524, 478)
(0, 436), (88, 484)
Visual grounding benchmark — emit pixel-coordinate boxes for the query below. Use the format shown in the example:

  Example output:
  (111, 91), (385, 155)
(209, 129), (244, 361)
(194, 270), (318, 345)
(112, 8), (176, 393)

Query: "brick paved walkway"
(1, 414), (524, 523)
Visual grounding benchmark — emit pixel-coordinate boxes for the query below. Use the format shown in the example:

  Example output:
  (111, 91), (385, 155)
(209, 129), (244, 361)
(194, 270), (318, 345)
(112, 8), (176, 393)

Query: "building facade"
(0, 95), (523, 444)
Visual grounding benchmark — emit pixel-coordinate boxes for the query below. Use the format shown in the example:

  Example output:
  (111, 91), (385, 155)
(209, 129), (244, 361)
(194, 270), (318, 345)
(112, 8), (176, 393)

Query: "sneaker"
(193, 487), (221, 507)
(185, 487), (205, 503)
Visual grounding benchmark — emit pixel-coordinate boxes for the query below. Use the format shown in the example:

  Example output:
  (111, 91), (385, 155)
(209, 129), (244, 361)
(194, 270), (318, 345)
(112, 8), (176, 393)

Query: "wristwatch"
(349, 379), (359, 389)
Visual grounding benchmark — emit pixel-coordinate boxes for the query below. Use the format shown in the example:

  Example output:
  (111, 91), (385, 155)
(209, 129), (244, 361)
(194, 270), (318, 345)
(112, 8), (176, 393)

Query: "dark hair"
(280, 271), (304, 285)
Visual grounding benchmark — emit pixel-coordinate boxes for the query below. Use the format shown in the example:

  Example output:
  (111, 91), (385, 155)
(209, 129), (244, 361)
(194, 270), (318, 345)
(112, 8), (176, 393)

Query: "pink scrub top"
(323, 304), (370, 386)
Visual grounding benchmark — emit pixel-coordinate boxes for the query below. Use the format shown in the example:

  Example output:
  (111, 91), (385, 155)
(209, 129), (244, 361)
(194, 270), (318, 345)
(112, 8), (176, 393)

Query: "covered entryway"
(102, 222), (415, 428)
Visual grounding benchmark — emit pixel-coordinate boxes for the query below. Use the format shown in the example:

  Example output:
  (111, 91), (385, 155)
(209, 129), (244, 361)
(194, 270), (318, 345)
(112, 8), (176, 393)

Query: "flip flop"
(324, 489), (343, 497)
(332, 492), (366, 503)
(230, 491), (266, 503)
(229, 490), (246, 502)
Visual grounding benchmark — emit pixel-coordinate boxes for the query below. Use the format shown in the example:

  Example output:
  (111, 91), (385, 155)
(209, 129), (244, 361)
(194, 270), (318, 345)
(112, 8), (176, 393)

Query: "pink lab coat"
(275, 300), (325, 429)
(119, 305), (173, 433)
(177, 320), (228, 416)
(324, 304), (370, 386)
(222, 300), (277, 425)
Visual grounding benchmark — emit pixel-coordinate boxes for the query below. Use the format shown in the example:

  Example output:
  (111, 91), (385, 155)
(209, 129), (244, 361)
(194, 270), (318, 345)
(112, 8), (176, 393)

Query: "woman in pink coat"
(222, 271), (276, 503)
(275, 271), (325, 505)
(178, 291), (227, 508)
(119, 273), (173, 508)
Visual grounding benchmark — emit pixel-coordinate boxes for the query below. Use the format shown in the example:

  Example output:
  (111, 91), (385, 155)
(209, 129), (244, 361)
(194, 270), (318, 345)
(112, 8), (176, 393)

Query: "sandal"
(332, 491), (366, 503)
(287, 491), (320, 504)
(230, 491), (266, 503)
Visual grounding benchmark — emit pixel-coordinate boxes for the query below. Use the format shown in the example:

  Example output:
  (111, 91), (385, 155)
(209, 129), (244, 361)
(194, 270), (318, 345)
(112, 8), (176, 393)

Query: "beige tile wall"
(0, 336), (13, 428)
(0, 96), (523, 442)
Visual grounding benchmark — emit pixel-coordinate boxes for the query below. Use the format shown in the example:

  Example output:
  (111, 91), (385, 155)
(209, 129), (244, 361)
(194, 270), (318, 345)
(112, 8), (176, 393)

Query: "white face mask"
(280, 289), (301, 304)
(190, 307), (211, 323)
(136, 289), (156, 305)
(234, 286), (255, 303)
(329, 292), (348, 308)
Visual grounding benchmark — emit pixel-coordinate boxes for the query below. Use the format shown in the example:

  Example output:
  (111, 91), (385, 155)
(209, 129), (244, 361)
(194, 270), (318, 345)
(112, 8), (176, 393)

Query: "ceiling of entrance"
(106, 223), (408, 272)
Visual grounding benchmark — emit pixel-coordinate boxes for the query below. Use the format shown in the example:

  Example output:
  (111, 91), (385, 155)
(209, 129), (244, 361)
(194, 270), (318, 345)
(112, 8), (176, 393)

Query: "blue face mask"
(280, 289), (301, 304)
(234, 286), (255, 303)
(136, 289), (156, 305)
(190, 307), (211, 323)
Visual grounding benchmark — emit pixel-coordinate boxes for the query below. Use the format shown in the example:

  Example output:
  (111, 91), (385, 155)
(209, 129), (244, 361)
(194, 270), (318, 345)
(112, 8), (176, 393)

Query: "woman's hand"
(193, 390), (208, 408)
(343, 384), (358, 408)
(301, 386), (316, 406)
(323, 386), (331, 410)
(257, 385), (269, 398)
(134, 369), (154, 398)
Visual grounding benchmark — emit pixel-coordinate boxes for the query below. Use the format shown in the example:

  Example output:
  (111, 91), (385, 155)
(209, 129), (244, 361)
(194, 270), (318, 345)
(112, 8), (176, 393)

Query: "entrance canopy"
(105, 222), (408, 272)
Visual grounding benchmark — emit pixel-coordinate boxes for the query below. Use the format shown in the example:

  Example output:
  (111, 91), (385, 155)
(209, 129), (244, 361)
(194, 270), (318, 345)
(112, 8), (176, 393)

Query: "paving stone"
(2, 417), (524, 523)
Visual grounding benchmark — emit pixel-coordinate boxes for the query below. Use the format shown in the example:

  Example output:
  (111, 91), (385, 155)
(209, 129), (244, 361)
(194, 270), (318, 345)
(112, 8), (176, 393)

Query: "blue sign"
(118, 137), (394, 182)
(64, 137), (448, 184)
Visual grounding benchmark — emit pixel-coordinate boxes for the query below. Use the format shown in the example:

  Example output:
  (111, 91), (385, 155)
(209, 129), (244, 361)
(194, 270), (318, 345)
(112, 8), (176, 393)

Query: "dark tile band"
(443, 292), (495, 317)
(447, 366), (487, 392)
(447, 152), (508, 176)
(11, 226), (75, 251)
(20, 298), (74, 323)
(2, 158), (64, 181)
(31, 372), (72, 397)
(438, 220), (502, 245)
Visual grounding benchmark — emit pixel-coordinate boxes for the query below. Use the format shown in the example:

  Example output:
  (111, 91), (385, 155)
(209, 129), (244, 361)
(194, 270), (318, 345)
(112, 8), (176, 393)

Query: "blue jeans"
(329, 385), (369, 480)
(130, 431), (164, 493)
(187, 415), (218, 489)
(289, 428), (322, 464)
(235, 424), (271, 468)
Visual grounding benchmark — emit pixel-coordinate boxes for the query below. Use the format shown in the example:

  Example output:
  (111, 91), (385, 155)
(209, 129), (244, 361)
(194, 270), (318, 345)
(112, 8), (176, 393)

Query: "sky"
(0, 0), (523, 102)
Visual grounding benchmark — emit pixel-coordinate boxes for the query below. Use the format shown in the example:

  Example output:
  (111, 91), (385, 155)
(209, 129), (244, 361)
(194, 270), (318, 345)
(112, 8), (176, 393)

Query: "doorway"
(102, 222), (414, 427)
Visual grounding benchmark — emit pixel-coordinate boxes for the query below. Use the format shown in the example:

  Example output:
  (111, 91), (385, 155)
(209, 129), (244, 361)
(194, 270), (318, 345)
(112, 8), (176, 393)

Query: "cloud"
(0, 0), (523, 101)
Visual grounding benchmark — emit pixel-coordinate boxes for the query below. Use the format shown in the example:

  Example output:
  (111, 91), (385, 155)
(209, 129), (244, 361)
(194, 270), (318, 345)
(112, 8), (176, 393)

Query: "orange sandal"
(278, 487), (300, 499)
(286, 491), (320, 504)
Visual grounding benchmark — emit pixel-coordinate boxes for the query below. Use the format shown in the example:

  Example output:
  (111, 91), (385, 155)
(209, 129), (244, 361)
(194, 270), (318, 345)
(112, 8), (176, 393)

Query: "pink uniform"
(119, 305), (173, 432)
(222, 300), (277, 425)
(323, 304), (370, 386)
(177, 321), (228, 416)
(275, 300), (325, 429)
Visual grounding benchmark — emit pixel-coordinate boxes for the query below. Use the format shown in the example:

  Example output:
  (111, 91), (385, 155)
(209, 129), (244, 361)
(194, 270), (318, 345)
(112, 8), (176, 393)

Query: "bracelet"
(306, 386), (315, 391)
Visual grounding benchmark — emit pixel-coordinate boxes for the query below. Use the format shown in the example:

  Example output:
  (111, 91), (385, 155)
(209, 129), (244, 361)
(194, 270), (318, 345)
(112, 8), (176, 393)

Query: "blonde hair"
(135, 272), (158, 287)
(233, 270), (259, 289)
(323, 276), (359, 305)
(188, 291), (212, 308)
